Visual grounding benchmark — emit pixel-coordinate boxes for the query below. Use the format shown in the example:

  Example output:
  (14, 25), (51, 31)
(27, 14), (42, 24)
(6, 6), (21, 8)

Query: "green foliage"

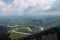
(0, 33), (11, 40)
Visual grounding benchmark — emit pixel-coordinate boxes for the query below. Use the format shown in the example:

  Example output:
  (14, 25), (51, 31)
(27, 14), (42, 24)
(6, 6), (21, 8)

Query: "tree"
(0, 33), (11, 40)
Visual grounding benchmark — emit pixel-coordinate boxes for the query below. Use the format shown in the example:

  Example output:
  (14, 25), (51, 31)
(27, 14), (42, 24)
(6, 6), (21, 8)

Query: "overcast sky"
(0, 0), (60, 16)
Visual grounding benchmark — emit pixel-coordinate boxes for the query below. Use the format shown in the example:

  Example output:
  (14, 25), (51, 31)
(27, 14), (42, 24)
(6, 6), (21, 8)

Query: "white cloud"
(0, 0), (57, 16)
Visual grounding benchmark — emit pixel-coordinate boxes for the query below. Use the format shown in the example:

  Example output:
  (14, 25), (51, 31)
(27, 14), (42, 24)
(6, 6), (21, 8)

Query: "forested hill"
(18, 26), (60, 40)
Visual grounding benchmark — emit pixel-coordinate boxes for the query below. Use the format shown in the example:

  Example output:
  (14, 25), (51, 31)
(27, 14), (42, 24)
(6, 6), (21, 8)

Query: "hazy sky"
(0, 0), (60, 16)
